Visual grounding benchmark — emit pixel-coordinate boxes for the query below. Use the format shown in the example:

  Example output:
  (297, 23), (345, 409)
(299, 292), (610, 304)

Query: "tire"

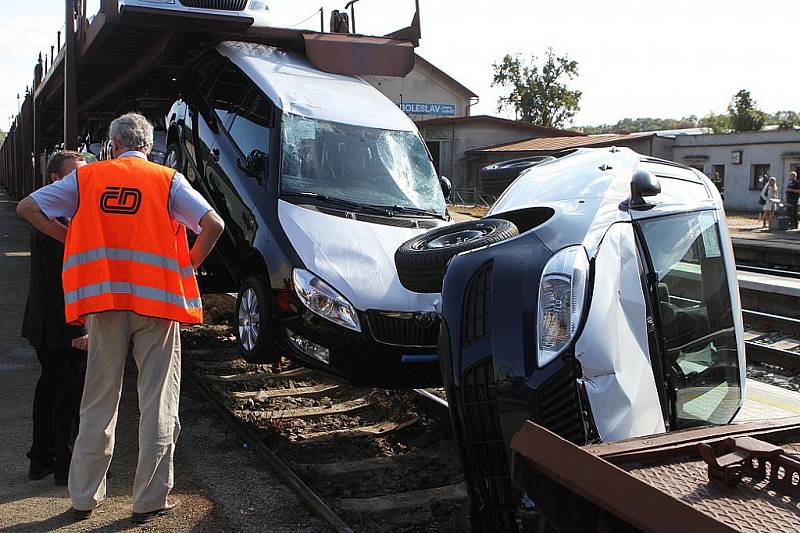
(165, 142), (184, 173)
(480, 156), (554, 196)
(395, 219), (519, 293)
(235, 276), (273, 363)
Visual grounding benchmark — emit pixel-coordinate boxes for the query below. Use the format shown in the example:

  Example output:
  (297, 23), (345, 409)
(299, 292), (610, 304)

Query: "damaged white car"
(394, 146), (745, 530)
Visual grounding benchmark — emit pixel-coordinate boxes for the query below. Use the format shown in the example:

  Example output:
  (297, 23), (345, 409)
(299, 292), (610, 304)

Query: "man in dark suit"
(23, 151), (88, 486)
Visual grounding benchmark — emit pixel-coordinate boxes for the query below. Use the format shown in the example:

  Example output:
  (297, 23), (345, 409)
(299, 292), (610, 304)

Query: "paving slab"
(0, 188), (327, 532)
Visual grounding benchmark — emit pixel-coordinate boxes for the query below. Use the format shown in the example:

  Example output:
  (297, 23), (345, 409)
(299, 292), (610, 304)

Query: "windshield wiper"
(282, 192), (394, 216)
(376, 204), (447, 220)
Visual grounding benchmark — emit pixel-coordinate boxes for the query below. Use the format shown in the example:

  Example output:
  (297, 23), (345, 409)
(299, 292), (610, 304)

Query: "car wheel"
(395, 219), (519, 293)
(236, 276), (272, 363)
(165, 143), (184, 173)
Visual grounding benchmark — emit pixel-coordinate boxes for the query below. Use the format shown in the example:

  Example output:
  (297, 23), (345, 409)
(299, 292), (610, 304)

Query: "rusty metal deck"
(511, 418), (800, 532)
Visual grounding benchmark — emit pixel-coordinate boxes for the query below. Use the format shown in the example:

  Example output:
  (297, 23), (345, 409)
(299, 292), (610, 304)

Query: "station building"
(672, 130), (800, 211)
(364, 55), (578, 202)
(375, 55), (800, 211)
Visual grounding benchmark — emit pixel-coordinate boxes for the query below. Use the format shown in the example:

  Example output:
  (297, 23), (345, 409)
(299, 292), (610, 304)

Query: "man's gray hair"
(109, 112), (154, 153)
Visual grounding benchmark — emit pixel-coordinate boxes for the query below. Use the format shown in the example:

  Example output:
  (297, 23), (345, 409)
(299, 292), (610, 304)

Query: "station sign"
(397, 102), (457, 116)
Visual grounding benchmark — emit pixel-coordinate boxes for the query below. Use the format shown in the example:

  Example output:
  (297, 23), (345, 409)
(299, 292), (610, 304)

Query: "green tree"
(492, 49), (582, 128)
(699, 112), (731, 133)
(773, 111), (800, 129)
(574, 116), (700, 134)
(728, 89), (766, 132)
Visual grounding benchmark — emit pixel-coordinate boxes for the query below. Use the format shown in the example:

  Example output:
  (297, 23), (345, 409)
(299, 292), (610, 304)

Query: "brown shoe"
(131, 497), (180, 524)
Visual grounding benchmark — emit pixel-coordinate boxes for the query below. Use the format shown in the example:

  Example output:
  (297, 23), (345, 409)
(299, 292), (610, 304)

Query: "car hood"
(278, 200), (446, 312)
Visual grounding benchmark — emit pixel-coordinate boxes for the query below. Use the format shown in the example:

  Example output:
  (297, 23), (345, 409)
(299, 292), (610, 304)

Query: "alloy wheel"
(238, 288), (260, 351)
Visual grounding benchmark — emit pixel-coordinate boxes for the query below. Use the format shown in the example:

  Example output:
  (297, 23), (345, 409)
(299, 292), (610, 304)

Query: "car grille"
(460, 358), (518, 532)
(367, 311), (440, 347)
(462, 262), (492, 345)
(535, 365), (585, 444)
(179, 0), (248, 10)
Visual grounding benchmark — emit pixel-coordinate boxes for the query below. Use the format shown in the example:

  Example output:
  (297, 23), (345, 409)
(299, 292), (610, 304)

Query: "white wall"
(673, 130), (800, 211)
(363, 59), (472, 121)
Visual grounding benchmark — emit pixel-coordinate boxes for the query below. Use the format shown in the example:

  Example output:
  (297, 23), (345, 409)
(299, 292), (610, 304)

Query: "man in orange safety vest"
(17, 112), (224, 523)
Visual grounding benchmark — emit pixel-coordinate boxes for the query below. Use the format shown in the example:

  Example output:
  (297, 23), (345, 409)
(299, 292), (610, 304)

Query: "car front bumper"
(277, 299), (443, 388)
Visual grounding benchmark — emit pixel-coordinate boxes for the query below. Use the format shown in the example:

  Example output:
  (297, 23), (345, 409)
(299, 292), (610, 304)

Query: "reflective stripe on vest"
(64, 281), (202, 309)
(63, 246), (195, 278)
(62, 156), (202, 325)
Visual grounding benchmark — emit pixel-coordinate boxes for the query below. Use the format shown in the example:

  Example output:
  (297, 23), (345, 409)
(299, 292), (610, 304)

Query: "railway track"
(180, 318), (466, 533)
(744, 309), (800, 372)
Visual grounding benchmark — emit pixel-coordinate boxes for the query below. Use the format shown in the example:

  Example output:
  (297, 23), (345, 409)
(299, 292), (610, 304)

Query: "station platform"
(736, 378), (800, 422)
(0, 188), (323, 531)
(728, 215), (800, 269)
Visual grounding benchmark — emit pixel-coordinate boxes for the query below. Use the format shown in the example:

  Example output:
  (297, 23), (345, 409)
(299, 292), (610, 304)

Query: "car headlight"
(537, 246), (589, 367)
(249, 0), (269, 10)
(293, 269), (361, 332)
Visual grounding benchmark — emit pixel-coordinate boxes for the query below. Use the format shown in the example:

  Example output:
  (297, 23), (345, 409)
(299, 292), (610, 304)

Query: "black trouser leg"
(790, 204), (799, 229)
(28, 354), (55, 472)
(29, 348), (86, 476)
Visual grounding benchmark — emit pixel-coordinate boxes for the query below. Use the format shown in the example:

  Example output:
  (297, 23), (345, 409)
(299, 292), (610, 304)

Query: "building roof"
(415, 115), (581, 137)
(414, 55), (478, 99)
(468, 132), (655, 154)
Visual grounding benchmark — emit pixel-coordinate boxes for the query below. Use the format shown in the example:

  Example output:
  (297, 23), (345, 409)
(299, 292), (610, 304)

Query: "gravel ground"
(0, 189), (327, 533)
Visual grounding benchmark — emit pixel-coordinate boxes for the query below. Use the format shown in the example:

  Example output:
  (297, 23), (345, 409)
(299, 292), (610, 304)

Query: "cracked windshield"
(280, 113), (447, 216)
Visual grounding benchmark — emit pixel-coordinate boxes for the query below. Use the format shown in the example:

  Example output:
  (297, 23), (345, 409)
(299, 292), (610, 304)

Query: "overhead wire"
(287, 7), (323, 29)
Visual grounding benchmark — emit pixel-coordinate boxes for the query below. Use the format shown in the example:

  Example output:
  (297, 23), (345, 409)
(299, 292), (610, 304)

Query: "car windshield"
(640, 210), (741, 429)
(279, 113), (446, 216)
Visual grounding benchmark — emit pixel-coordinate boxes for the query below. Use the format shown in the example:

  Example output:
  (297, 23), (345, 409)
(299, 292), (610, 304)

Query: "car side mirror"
(440, 175), (452, 200)
(239, 150), (269, 178)
(630, 170), (660, 207)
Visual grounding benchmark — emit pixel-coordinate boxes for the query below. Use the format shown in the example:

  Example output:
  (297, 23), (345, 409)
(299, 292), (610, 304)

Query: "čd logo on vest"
(100, 186), (142, 215)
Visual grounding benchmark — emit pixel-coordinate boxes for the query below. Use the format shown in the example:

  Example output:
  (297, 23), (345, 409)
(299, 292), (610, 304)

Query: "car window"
(639, 211), (740, 428)
(207, 61), (250, 127)
(227, 89), (272, 158)
(194, 53), (224, 97)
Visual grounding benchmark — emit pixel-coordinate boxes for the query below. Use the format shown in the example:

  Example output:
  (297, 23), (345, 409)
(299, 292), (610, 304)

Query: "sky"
(2, 0), (798, 131)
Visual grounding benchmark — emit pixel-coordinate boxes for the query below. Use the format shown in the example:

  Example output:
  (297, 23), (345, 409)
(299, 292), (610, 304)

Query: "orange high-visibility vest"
(62, 156), (203, 325)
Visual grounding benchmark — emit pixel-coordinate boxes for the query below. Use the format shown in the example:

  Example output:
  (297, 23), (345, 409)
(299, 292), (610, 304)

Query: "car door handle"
(210, 148), (220, 162)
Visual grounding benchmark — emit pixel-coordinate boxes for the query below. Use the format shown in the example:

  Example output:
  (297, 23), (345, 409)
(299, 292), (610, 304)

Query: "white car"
(396, 147), (746, 530)
(119, 0), (270, 26)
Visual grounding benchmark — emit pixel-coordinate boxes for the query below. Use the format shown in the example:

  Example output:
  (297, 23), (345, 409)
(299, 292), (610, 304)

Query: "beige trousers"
(68, 311), (181, 513)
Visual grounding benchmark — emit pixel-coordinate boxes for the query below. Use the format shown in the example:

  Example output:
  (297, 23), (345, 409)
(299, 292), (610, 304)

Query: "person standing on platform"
(16, 113), (225, 523)
(785, 171), (800, 230)
(22, 150), (89, 486)
(760, 176), (780, 228)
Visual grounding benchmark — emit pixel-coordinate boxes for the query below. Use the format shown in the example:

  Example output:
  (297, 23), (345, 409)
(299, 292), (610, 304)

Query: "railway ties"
(182, 343), (465, 532)
(743, 309), (800, 372)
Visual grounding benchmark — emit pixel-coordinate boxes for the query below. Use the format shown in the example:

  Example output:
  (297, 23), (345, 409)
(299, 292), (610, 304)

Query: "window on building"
(426, 141), (442, 176)
(689, 164), (705, 174)
(712, 164), (725, 193)
(751, 164), (771, 190)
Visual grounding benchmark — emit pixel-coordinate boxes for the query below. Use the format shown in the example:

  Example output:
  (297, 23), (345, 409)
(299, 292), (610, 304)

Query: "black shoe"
(69, 507), (93, 521)
(28, 466), (54, 481)
(69, 500), (102, 521)
(131, 497), (181, 524)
